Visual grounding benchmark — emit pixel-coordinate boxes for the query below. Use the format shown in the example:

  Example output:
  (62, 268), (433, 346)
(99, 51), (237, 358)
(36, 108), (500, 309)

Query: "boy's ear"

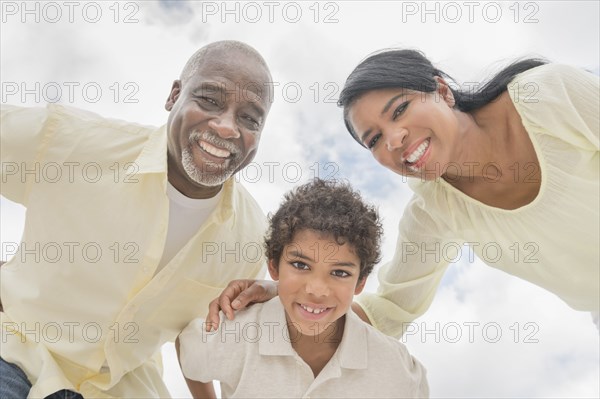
(267, 259), (280, 281)
(354, 276), (367, 295)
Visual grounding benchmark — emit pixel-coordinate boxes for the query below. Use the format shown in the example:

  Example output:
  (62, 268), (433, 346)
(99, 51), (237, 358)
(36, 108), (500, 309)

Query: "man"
(0, 40), (273, 398)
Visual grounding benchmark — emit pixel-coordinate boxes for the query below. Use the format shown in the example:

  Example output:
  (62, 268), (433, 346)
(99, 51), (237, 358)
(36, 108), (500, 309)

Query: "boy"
(177, 179), (429, 398)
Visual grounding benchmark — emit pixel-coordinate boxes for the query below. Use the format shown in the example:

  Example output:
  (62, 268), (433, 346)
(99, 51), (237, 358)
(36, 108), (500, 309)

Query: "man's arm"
(205, 279), (277, 331)
(175, 337), (217, 399)
(0, 260), (4, 312)
(1, 105), (50, 204)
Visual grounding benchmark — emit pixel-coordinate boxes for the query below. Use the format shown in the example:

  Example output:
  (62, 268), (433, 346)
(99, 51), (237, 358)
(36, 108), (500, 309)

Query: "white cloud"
(1, 1), (598, 397)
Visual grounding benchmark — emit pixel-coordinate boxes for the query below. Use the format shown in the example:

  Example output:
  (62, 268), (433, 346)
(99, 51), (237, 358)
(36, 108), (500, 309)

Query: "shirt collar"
(132, 124), (168, 174)
(257, 298), (369, 370)
(133, 124), (236, 224)
(336, 308), (368, 370)
(258, 298), (297, 357)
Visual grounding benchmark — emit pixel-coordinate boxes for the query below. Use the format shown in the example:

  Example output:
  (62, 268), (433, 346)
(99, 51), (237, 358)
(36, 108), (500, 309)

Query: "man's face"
(165, 53), (272, 188)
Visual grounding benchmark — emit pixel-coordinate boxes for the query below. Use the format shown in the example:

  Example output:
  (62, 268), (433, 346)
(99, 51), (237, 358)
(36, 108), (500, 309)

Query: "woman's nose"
(385, 128), (407, 151)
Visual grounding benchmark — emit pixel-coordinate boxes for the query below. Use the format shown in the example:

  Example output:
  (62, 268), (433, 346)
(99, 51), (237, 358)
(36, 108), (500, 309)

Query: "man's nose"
(208, 110), (240, 139)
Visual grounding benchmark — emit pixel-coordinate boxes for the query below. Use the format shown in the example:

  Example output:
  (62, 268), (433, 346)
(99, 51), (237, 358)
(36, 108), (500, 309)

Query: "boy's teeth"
(301, 304), (326, 314)
(406, 139), (429, 163)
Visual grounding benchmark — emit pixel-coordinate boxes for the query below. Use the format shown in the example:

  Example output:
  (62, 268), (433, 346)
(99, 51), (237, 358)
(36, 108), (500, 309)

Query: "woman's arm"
(356, 193), (457, 338)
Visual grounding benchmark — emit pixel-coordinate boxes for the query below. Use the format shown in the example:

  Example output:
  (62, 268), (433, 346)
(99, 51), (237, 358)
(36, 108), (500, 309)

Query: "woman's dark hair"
(337, 49), (547, 145)
(264, 178), (383, 281)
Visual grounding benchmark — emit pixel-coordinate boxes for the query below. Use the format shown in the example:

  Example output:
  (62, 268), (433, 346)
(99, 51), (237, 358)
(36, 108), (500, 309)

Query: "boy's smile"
(268, 229), (366, 339)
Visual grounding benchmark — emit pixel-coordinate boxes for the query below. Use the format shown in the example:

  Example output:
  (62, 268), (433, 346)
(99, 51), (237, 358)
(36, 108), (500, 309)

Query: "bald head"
(164, 41), (274, 197)
(180, 40), (272, 88)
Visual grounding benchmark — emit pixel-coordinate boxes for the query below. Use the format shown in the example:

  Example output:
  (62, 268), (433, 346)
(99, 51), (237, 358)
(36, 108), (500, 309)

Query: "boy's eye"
(331, 270), (350, 278)
(291, 261), (309, 271)
(392, 101), (409, 120)
(367, 133), (381, 150)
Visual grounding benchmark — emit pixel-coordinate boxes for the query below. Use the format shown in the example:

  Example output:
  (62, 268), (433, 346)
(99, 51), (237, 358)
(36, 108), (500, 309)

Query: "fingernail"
(232, 300), (240, 308)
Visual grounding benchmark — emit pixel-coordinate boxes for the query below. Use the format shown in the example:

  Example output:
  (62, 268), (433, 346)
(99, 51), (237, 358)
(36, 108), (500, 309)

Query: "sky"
(1, 0), (599, 397)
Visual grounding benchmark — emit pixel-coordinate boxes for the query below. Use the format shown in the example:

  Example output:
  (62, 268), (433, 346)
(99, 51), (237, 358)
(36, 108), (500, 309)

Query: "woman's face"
(347, 82), (459, 180)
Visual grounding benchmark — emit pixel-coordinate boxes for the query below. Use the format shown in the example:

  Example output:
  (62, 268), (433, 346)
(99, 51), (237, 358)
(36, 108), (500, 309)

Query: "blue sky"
(1, 1), (599, 397)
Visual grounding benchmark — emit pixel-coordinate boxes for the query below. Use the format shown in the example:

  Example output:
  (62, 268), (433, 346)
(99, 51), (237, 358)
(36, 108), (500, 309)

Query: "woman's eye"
(331, 270), (350, 278)
(367, 133), (381, 149)
(291, 261), (309, 270)
(392, 101), (409, 120)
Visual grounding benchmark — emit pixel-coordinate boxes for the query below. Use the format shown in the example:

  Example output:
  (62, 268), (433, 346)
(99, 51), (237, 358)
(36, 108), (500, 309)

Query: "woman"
(206, 50), (599, 338)
(335, 49), (598, 337)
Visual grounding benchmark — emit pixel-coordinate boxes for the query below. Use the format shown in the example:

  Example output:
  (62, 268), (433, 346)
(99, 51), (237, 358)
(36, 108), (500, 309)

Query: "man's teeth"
(199, 141), (231, 158)
(300, 304), (328, 314)
(406, 139), (430, 163)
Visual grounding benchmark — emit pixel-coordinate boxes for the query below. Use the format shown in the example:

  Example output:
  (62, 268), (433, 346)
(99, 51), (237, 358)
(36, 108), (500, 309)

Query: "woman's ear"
(267, 259), (280, 281)
(434, 76), (456, 108)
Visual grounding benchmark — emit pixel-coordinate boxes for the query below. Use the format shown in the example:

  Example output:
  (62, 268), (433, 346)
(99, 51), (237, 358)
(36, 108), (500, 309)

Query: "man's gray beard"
(181, 146), (236, 187)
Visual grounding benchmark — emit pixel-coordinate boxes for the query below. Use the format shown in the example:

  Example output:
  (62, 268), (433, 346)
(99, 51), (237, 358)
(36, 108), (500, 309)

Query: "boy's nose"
(305, 278), (330, 297)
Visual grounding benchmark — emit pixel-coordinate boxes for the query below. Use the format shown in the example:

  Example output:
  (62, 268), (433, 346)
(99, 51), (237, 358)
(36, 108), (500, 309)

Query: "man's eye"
(199, 97), (218, 106)
(367, 133), (381, 149)
(392, 102), (409, 120)
(241, 115), (260, 130)
(331, 270), (350, 278)
(291, 261), (309, 270)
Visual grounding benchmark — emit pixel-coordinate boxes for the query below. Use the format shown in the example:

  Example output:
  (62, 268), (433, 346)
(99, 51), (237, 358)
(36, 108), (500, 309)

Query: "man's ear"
(434, 76), (456, 108)
(354, 276), (367, 295)
(267, 259), (280, 281)
(165, 80), (182, 111)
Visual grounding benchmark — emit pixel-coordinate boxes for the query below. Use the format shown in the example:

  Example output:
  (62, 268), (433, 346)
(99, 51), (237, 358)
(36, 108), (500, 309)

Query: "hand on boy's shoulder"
(205, 279), (278, 332)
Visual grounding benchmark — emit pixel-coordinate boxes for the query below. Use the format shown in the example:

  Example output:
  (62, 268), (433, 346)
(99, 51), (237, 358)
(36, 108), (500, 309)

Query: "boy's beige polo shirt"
(180, 298), (429, 398)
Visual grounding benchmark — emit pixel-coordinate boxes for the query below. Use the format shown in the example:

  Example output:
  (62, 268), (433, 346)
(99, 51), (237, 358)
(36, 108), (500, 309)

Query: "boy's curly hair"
(264, 179), (383, 280)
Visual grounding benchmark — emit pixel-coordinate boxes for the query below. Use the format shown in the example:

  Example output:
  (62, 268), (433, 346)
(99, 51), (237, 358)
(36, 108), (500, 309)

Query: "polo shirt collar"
(257, 298), (369, 370)
(336, 308), (368, 370)
(258, 298), (297, 357)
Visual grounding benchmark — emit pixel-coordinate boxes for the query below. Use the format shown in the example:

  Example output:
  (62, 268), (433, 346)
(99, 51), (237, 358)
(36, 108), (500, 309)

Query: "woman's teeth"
(406, 139), (430, 164)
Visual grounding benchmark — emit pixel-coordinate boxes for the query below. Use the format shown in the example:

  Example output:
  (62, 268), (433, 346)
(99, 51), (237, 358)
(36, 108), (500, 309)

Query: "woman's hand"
(205, 279), (278, 332)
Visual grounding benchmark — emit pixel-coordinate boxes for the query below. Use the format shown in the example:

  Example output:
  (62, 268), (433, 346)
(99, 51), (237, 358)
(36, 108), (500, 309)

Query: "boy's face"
(268, 229), (366, 338)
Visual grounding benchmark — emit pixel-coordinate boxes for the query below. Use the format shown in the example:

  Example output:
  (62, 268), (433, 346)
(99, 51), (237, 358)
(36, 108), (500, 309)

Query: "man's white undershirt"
(156, 180), (223, 273)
